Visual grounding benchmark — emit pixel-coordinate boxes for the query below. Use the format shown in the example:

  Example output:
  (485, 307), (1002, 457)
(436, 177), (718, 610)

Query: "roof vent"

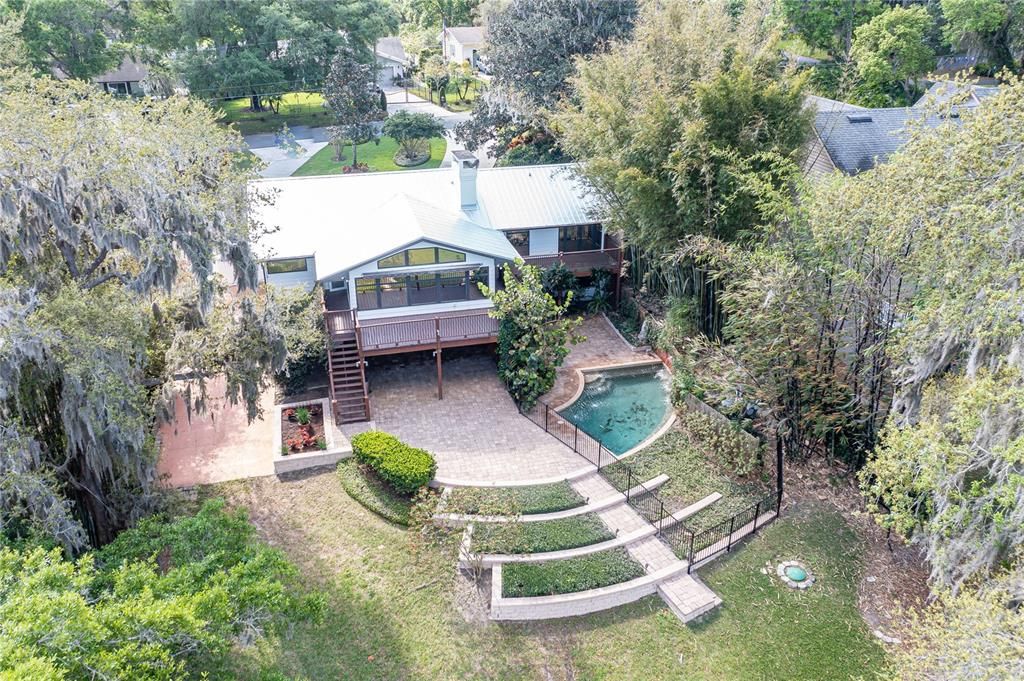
(846, 114), (873, 123)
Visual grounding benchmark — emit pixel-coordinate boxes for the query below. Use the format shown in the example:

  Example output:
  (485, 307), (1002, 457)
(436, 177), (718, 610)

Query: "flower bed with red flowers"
(280, 404), (327, 455)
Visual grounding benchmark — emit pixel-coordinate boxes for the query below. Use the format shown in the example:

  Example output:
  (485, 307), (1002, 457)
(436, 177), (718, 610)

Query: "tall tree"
(0, 71), (285, 548)
(558, 0), (811, 252)
(778, 0), (883, 57)
(481, 262), (582, 409)
(3, 0), (125, 80)
(126, 0), (396, 109)
(851, 5), (936, 101)
(940, 0), (1024, 73)
(455, 0), (637, 163)
(323, 43), (387, 166)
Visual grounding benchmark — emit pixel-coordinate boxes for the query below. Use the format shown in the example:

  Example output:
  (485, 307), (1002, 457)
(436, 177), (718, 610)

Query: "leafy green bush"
(350, 431), (436, 495)
(270, 285), (327, 395)
(376, 444), (437, 496)
(502, 549), (645, 597)
(351, 431), (403, 468)
(680, 410), (762, 477)
(0, 500), (322, 680)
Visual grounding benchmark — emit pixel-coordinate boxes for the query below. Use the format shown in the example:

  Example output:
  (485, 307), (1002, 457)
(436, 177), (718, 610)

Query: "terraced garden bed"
(472, 514), (613, 554)
(502, 549), (645, 598)
(602, 429), (765, 529)
(447, 481), (585, 516)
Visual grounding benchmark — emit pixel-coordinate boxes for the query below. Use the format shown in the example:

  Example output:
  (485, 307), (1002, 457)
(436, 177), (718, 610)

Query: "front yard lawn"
(472, 514), (613, 554)
(292, 136), (447, 176)
(446, 481), (585, 515)
(216, 92), (331, 136)
(209, 473), (885, 680)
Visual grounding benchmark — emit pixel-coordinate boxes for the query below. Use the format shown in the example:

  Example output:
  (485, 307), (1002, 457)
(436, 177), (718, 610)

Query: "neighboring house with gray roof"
(803, 82), (999, 178)
(93, 57), (149, 96)
(375, 37), (411, 85)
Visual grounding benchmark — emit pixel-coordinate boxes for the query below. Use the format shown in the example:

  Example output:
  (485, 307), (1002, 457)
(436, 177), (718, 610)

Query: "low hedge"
(350, 430), (437, 496)
(502, 548), (646, 598)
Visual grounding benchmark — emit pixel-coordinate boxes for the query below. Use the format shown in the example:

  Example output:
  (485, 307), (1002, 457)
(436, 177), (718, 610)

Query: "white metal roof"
(313, 194), (519, 280)
(251, 163), (602, 278)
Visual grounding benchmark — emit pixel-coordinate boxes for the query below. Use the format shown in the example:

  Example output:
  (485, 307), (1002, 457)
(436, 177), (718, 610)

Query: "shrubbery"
(680, 410), (762, 478)
(350, 431), (437, 495)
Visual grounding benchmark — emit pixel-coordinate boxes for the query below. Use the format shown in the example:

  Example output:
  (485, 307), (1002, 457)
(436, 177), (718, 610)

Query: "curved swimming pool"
(558, 363), (672, 455)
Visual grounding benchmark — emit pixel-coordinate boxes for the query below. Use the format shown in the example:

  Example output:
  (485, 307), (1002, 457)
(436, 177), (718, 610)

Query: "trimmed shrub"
(350, 431), (436, 496)
(376, 444), (437, 496)
(351, 431), (403, 468)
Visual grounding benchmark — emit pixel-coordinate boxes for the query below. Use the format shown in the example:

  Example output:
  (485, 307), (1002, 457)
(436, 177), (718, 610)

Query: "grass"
(472, 514), (614, 554)
(336, 458), (413, 526)
(502, 548), (645, 598)
(292, 136), (447, 176)
(407, 77), (484, 112)
(602, 428), (767, 531)
(216, 92), (331, 136)
(446, 481), (585, 515)
(207, 472), (884, 680)
(778, 36), (831, 61)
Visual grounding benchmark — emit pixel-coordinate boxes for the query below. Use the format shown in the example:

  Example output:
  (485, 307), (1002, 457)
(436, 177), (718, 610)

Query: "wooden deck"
(325, 309), (498, 356)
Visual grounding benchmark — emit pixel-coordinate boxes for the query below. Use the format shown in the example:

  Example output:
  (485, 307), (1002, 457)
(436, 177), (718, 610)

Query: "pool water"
(559, 365), (671, 455)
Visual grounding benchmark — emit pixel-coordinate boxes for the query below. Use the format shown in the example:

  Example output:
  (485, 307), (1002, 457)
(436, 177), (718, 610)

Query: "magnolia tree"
(382, 110), (445, 162)
(480, 262), (582, 409)
(0, 67), (285, 548)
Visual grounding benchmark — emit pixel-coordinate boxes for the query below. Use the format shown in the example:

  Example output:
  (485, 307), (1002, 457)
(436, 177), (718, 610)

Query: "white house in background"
(440, 26), (485, 67)
(375, 37), (412, 85)
(251, 153), (620, 423)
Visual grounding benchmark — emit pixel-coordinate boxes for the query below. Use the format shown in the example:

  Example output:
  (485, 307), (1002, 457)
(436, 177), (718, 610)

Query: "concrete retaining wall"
(490, 562), (689, 621)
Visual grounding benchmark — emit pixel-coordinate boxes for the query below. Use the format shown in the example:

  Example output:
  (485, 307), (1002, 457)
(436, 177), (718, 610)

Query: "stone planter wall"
(272, 397), (353, 475)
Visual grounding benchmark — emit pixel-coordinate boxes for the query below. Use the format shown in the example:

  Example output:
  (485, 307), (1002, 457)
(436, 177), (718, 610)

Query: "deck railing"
(519, 401), (615, 470)
(326, 311), (499, 353)
(522, 246), (622, 273)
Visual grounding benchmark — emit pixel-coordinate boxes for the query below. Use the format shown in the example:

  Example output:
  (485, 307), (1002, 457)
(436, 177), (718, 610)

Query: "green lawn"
(502, 548), (645, 598)
(446, 481), (585, 516)
(778, 36), (831, 61)
(207, 471), (884, 680)
(292, 136), (447, 176)
(602, 428), (768, 531)
(472, 514), (614, 554)
(216, 92), (332, 136)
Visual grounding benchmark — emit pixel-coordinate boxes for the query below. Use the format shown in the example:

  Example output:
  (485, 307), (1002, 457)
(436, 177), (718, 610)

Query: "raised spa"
(559, 363), (672, 455)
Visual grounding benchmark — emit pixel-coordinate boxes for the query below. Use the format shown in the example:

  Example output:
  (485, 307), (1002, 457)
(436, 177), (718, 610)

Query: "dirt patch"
(783, 458), (930, 645)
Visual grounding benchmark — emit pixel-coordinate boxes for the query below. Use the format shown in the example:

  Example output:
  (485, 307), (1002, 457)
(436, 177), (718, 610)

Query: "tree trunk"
(352, 139), (358, 166)
(250, 94), (263, 112)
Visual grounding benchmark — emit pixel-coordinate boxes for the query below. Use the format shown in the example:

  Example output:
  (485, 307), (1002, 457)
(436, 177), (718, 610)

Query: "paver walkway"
(570, 471), (722, 622)
(361, 352), (593, 485)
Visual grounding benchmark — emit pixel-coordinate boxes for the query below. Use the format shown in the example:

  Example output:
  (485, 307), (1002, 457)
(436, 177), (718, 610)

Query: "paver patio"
(361, 351), (593, 485)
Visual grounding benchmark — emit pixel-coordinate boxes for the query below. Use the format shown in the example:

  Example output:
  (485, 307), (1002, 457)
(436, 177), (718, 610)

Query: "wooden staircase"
(327, 328), (371, 424)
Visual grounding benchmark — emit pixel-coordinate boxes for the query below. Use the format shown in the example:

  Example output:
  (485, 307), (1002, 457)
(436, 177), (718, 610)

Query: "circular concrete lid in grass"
(777, 560), (815, 589)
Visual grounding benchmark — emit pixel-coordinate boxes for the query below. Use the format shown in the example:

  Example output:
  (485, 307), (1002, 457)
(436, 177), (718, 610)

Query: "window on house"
(506, 231), (529, 256)
(376, 247), (467, 269)
(355, 267), (490, 310)
(265, 258), (308, 274)
(558, 224), (602, 252)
